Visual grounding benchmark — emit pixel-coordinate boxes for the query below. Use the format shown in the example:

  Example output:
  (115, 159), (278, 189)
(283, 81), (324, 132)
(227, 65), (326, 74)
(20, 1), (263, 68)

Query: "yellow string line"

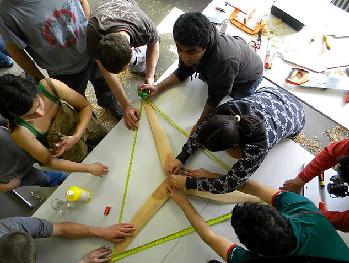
(118, 100), (144, 223)
(145, 99), (230, 171)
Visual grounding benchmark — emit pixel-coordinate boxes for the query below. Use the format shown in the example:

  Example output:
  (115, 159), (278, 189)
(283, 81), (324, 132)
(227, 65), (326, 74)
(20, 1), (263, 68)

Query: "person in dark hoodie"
(138, 12), (263, 133)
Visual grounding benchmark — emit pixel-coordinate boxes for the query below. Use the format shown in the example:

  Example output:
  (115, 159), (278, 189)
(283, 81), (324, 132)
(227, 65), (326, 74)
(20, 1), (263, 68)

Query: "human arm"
(44, 79), (92, 156)
(185, 144), (269, 194)
(52, 222), (135, 243)
(191, 103), (215, 134)
(138, 73), (181, 96)
(0, 177), (21, 192)
(11, 128), (108, 176)
(299, 139), (349, 183)
(96, 60), (139, 130)
(6, 43), (44, 81)
(168, 187), (231, 262)
(79, 0), (91, 18)
(138, 58), (193, 96)
(144, 41), (159, 84)
(281, 139), (349, 192)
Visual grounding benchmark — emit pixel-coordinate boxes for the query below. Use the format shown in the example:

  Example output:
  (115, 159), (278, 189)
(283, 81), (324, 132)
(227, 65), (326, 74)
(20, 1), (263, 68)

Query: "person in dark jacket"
(167, 87), (305, 194)
(139, 12), (263, 133)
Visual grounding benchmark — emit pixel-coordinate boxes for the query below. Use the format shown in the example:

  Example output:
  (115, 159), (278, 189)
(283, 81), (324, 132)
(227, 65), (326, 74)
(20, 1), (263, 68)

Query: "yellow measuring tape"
(112, 212), (232, 261)
(145, 98), (231, 171)
(118, 100), (144, 223)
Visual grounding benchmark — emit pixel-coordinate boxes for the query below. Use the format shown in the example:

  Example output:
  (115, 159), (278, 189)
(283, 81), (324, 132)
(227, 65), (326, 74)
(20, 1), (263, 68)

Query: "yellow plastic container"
(66, 186), (92, 202)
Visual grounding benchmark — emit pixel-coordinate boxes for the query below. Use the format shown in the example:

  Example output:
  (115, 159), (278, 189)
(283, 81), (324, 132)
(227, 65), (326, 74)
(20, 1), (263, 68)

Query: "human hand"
(169, 174), (187, 189)
(124, 105), (140, 131)
(182, 168), (216, 178)
(279, 177), (305, 193)
(87, 162), (109, 176)
(79, 246), (112, 263)
(52, 135), (79, 158)
(144, 77), (155, 85)
(167, 185), (188, 207)
(1, 177), (22, 192)
(99, 223), (136, 243)
(166, 158), (182, 175)
(138, 83), (159, 96)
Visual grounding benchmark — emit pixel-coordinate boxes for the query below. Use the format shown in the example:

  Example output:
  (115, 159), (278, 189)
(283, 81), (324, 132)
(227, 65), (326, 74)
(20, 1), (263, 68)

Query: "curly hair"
(0, 232), (36, 263)
(0, 74), (38, 129)
(231, 202), (297, 256)
(173, 12), (213, 48)
(96, 34), (132, 73)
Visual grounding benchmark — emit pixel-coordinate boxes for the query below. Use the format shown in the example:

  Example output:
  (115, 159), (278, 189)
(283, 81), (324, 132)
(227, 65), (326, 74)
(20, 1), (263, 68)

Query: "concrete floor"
(0, 0), (347, 219)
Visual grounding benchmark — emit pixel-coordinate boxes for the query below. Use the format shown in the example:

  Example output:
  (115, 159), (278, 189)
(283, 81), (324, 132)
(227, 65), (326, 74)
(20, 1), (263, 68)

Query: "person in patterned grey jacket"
(168, 86), (305, 194)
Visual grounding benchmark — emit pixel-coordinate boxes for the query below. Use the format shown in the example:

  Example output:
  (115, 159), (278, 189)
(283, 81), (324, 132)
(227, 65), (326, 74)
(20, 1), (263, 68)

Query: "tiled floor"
(0, 0), (347, 219)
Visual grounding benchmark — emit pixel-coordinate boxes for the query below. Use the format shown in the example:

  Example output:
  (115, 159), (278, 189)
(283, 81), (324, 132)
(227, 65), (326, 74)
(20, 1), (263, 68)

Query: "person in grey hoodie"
(139, 12), (263, 133)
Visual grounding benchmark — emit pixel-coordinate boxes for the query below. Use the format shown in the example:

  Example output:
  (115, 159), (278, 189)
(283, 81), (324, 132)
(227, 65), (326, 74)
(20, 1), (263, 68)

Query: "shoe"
(129, 45), (147, 75)
(208, 260), (222, 263)
(0, 60), (13, 68)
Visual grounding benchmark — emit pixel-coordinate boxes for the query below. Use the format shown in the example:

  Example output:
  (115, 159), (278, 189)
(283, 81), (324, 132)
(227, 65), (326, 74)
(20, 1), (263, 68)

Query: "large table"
(33, 60), (349, 262)
(203, 0), (349, 129)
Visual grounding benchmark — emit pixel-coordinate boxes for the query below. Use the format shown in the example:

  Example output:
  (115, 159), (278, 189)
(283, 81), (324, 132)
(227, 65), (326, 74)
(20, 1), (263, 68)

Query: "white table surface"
(33, 61), (349, 263)
(203, 0), (349, 129)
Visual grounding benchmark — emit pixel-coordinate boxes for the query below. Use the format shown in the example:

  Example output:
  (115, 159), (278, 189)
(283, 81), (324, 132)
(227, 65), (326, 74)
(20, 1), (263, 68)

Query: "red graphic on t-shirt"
(43, 8), (78, 48)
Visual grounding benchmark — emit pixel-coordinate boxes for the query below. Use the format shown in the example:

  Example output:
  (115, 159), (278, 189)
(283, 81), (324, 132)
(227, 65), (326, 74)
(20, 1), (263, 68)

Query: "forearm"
(53, 222), (104, 239)
(0, 183), (13, 192)
(45, 158), (92, 174)
(74, 105), (93, 139)
(155, 73), (181, 93)
(238, 179), (276, 205)
(197, 103), (215, 123)
(98, 62), (130, 110)
(6, 43), (44, 81)
(80, 0), (91, 18)
(180, 200), (215, 244)
(145, 42), (159, 81)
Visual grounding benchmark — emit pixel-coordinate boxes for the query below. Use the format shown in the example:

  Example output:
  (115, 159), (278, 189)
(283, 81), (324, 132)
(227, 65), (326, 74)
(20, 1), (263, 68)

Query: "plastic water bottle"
(66, 186), (92, 202)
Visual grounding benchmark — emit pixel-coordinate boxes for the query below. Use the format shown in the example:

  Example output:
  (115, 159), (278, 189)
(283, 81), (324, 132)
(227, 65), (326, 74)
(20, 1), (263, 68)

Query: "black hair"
(337, 155), (349, 184)
(231, 202), (297, 256)
(96, 34), (132, 74)
(197, 114), (265, 152)
(173, 12), (213, 48)
(0, 232), (36, 263)
(0, 74), (38, 130)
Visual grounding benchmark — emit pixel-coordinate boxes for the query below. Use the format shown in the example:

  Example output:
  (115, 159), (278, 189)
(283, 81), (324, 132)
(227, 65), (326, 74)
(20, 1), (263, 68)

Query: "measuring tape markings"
(145, 99), (231, 171)
(112, 212), (232, 261)
(118, 101), (144, 224)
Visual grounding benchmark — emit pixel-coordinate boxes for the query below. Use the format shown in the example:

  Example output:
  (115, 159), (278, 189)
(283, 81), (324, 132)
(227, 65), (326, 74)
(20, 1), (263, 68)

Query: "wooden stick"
(144, 103), (173, 173)
(114, 179), (170, 253)
(187, 189), (260, 203)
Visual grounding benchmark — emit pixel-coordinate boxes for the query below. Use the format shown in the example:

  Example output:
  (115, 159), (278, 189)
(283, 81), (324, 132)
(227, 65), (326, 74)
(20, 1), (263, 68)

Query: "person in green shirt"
(168, 179), (349, 262)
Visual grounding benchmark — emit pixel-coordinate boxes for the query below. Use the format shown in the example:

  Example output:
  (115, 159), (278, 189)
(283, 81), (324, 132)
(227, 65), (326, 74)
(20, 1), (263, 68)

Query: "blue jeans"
(21, 168), (67, 187)
(0, 37), (12, 67)
(230, 74), (263, 100)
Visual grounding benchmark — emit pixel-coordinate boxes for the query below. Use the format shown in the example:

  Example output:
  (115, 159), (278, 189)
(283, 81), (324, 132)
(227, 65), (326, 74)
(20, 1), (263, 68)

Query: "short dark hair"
(0, 232), (36, 263)
(0, 74), (38, 130)
(231, 202), (297, 256)
(173, 12), (212, 48)
(337, 155), (349, 183)
(96, 34), (132, 74)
